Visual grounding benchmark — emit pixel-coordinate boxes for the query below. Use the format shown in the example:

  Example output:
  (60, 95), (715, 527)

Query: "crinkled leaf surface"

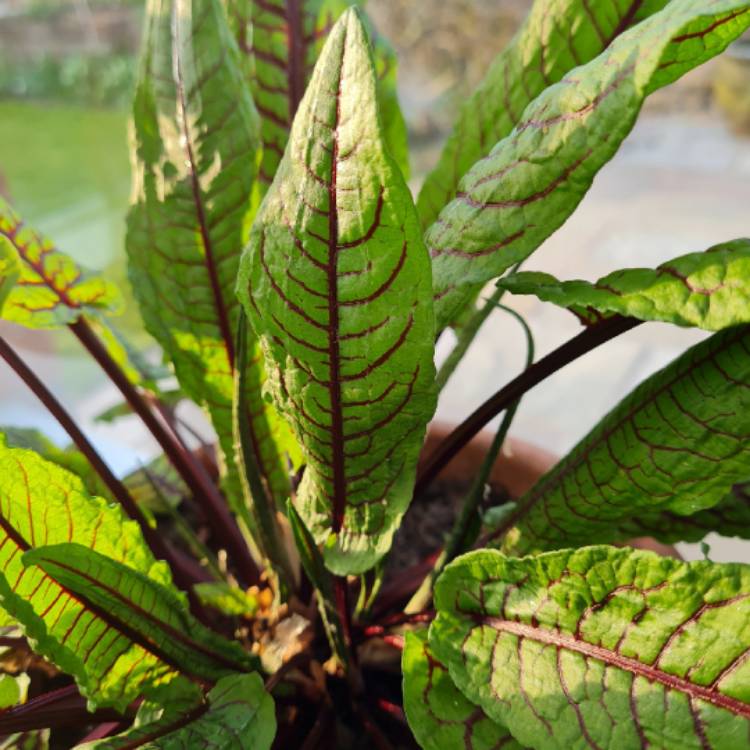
(432, 546), (750, 750)
(498, 325), (750, 556)
(238, 8), (434, 574)
(0, 198), (122, 328)
(127, 0), (295, 509)
(429, 0), (750, 330)
(0, 435), (181, 711)
(83, 673), (275, 749)
(238, 8), (435, 575)
(617, 481), (750, 545)
(227, 0), (408, 193)
(500, 239), (750, 330)
(403, 630), (524, 750)
(416, 0), (668, 229)
(23, 543), (255, 682)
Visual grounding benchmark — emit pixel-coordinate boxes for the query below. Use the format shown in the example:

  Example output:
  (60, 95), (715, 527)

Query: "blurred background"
(0, 0), (749, 560)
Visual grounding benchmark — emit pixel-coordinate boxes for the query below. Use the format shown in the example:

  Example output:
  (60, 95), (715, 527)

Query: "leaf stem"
(434, 267), (519, 392)
(0, 334), (184, 578)
(69, 317), (260, 586)
(415, 315), (641, 498)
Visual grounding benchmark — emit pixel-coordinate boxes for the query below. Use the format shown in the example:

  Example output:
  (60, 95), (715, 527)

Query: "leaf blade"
(429, 0), (750, 330)
(82, 673), (275, 749)
(0, 435), (181, 710)
(431, 546), (750, 750)
(403, 630), (525, 750)
(497, 325), (750, 555)
(238, 7), (436, 574)
(0, 198), (122, 328)
(416, 0), (669, 229)
(499, 239), (750, 330)
(127, 0), (295, 509)
(23, 543), (256, 683)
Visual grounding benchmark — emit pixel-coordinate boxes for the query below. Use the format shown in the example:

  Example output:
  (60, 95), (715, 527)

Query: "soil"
(385, 477), (509, 581)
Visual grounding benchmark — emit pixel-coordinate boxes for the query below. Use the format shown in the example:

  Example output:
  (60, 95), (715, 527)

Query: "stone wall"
(0, 4), (140, 61)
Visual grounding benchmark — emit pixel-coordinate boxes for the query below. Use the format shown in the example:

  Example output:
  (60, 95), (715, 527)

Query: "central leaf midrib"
(328, 36), (347, 534)
(172, 4), (236, 367)
(479, 615), (750, 718)
(40, 555), (246, 675)
(286, 0), (307, 122)
(171, 6), (278, 492)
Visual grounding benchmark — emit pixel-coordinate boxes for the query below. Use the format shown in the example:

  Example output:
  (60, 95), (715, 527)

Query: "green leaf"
(428, 0), (750, 331)
(238, 7), (436, 575)
(432, 546), (750, 750)
(127, 0), (296, 511)
(82, 673), (275, 749)
(2, 426), (111, 501)
(0, 435), (182, 711)
(0, 197), (122, 328)
(416, 0), (669, 229)
(229, 0), (408, 193)
(0, 234), (20, 313)
(403, 629), (524, 750)
(497, 325), (750, 556)
(617, 481), (750, 545)
(500, 239), (750, 330)
(23, 543), (255, 682)
(193, 581), (258, 617)
(0, 672), (29, 709)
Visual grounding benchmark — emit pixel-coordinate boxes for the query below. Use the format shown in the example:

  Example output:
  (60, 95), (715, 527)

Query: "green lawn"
(0, 100), (130, 269)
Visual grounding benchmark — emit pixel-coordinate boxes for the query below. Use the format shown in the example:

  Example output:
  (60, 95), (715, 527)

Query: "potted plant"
(0, 0), (749, 747)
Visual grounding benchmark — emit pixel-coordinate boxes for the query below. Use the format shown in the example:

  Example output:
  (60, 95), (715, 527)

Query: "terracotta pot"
(421, 422), (680, 559)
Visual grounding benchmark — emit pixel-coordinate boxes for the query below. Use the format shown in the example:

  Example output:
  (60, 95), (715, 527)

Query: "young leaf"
(0, 435), (182, 711)
(23, 543), (256, 682)
(0, 197), (122, 328)
(81, 673), (275, 749)
(402, 630), (524, 750)
(431, 546), (750, 750)
(500, 239), (750, 330)
(228, 0), (408, 192)
(416, 0), (669, 229)
(127, 0), (294, 510)
(238, 7), (436, 575)
(496, 325), (750, 555)
(616, 482), (750, 545)
(428, 0), (750, 330)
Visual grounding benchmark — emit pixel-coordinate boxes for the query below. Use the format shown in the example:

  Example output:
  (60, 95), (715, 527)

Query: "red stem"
(334, 576), (353, 652)
(0, 685), (123, 734)
(69, 318), (260, 586)
(415, 316), (640, 497)
(0, 335), (182, 577)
